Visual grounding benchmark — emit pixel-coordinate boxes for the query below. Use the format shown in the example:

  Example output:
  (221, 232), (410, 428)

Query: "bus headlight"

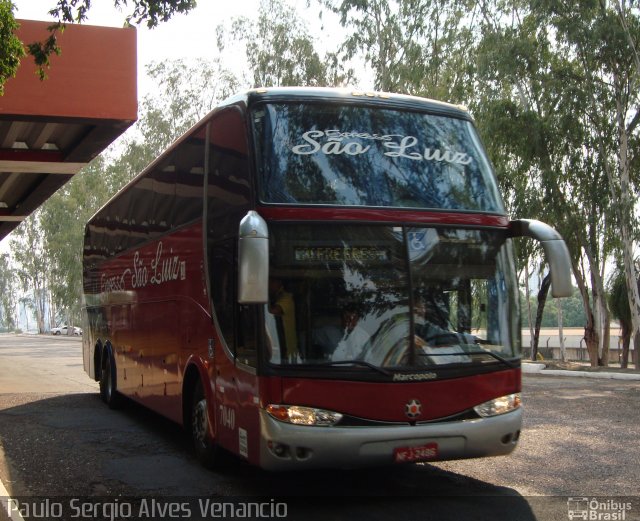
(473, 393), (521, 417)
(266, 405), (343, 426)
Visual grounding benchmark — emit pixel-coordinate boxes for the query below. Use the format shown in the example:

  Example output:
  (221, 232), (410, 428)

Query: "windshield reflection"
(253, 103), (503, 212)
(265, 224), (520, 370)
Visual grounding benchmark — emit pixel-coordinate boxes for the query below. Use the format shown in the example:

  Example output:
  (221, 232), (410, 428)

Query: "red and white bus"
(82, 87), (571, 470)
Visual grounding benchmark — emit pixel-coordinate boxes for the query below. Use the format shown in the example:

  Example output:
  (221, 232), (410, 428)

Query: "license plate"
(394, 442), (438, 463)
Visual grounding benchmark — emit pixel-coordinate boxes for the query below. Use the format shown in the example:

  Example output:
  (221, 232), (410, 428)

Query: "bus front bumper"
(259, 408), (522, 471)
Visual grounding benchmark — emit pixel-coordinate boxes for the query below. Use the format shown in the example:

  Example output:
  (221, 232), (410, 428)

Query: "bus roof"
(221, 87), (471, 120)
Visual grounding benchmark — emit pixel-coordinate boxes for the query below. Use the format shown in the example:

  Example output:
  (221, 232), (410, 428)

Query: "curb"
(522, 363), (640, 381)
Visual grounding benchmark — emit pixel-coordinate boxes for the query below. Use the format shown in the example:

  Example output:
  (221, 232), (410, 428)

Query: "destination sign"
(294, 246), (390, 263)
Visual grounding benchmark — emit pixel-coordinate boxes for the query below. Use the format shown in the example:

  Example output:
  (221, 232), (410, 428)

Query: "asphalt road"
(0, 333), (638, 521)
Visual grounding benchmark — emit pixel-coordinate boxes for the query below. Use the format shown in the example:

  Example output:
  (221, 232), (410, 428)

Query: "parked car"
(51, 325), (82, 336)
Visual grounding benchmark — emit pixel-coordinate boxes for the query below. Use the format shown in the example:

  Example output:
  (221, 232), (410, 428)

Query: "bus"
(82, 87), (572, 470)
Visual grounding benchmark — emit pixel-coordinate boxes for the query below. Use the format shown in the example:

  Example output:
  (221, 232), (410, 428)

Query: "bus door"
(205, 105), (254, 460)
(209, 238), (239, 453)
(209, 243), (260, 463)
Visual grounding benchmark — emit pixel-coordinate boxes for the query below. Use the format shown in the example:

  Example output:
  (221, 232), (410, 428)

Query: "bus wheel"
(99, 351), (122, 409)
(191, 381), (218, 468)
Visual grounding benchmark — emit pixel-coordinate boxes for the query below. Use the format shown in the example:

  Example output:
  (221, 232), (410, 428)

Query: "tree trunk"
(615, 90), (640, 370)
(13, 300), (19, 332)
(621, 232), (640, 370)
(35, 288), (45, 334)
(525, 263), (536, 361)
(23, 302), (29, 332)
(584, 323), (600, 367)
(584, 247), (608, 366)
(574, 261), (599, 366)
(620, 322), (631, 369)
(558, 299), (565, 362)
(601, 294), (610, 367)
(533, 273), (551, 360)
(47, 292), (53, 331)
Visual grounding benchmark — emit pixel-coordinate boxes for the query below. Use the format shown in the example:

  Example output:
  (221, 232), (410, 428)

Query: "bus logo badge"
(405, 399), (422, 419)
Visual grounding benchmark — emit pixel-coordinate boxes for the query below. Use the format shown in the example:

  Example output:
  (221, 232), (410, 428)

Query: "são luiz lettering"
(291, 129), (473, 166)
(100, 241), (184, 294)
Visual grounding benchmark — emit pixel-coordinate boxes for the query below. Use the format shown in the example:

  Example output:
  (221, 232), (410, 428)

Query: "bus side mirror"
(510, 219), (573, 298)
(238, 211), (269, 304)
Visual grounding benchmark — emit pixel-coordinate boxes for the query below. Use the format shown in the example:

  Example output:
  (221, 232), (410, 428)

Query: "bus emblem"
(405, 399), (422, 419)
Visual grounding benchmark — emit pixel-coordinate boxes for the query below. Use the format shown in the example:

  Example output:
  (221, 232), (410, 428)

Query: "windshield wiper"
(469, 350), (519, 368)
(312, 360), (392, 376)
(418, 348), (518, 369)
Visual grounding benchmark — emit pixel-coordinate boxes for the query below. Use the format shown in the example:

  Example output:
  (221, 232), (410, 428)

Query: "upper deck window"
(253, 103), (504, 213)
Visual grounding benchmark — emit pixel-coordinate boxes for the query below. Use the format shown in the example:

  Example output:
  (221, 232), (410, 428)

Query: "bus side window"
(207, 107), (251, 240)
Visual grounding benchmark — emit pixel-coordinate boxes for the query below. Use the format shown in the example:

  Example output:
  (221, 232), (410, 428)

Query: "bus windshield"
(253, 103), (504, 212)
(265, 224), (521, 370)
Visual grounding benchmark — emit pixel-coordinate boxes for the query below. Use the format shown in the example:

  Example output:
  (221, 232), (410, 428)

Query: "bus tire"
(191, 380), (218, 468)
(99, 350), (122, 409)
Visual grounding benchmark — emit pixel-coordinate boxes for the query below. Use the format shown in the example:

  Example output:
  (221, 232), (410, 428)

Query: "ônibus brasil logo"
(567, 497), (632, 520)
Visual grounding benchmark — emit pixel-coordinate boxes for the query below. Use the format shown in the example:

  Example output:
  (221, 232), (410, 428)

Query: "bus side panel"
(85, 222), (213, 425)
(212, 327), (238, 454)
(212, 332), (263, 465)
(128, 299), (181, 422)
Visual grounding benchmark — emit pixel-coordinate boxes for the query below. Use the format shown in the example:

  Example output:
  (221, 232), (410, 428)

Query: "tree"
(10, 212), (50, 333)
(0, 253), (17, 330)
(470, 0), (626, 366)
(39, 156), (111, 327)
(325, 0), (475, 99)
(218, 0), (351, 88)
(109, 58), (240, 192)
(136, 59), (239, 153)
(522, 287), (585, 328)
(0, 0), (24, 94)
(0, 0), (196, 86)
(535, 0), (640, 368)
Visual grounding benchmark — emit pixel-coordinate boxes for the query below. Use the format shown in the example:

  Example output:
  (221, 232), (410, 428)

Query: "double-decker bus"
(82, 87), (571, 470)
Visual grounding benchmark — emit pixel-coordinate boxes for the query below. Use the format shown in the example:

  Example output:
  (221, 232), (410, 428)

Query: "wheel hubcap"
(192, 399), (208, 444)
